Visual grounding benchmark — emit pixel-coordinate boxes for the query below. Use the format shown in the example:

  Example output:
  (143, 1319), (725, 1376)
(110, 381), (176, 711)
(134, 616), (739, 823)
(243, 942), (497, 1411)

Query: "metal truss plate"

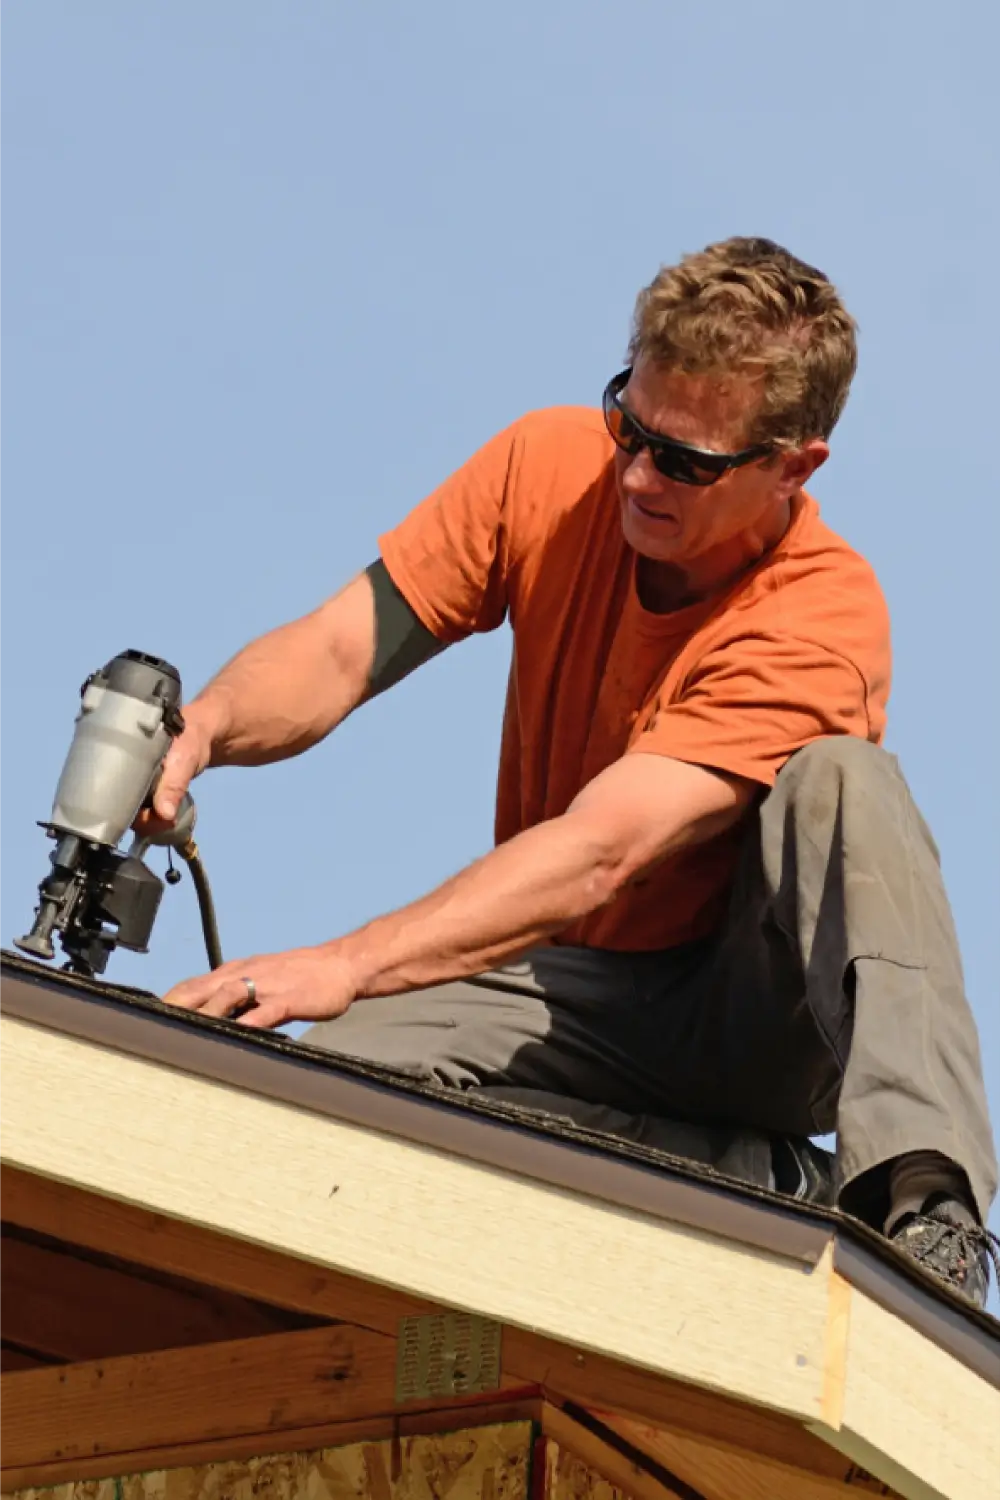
(395, 1312), (503, 1403)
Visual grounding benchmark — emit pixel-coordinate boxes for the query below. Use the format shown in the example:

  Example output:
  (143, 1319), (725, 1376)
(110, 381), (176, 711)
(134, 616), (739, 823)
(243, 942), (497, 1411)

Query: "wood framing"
(0, 1380), (910, 1501)
(0, 1229), (320, 1362)
(0, 1347), (52, 1375)
(0, 1397), (544, 1494)
(592, 1410), (896, 1500)
(1, 1413), (721, 1501)
(0, 1015), (844, 1412)
(2, 972), (997, 1500)
(0, 1164), (435, 1335)
(2, 1166), (885, 1485)
(4, 1418), (541, 1500)
(810, 1287), (1001, 1500)
(3, 1325), (403, 1469)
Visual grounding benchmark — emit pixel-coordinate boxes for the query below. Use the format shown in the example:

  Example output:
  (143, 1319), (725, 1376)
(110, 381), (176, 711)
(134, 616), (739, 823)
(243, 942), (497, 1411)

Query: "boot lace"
(911, 1207), (1000, 1290)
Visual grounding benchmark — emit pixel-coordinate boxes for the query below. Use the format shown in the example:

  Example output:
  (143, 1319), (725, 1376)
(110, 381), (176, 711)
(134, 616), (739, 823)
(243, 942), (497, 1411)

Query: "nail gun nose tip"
(14, 931), (55, 961)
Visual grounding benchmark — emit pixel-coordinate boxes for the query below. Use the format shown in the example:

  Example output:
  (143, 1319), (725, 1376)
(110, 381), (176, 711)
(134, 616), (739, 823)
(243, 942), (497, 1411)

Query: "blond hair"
(629, 238), (858, 448)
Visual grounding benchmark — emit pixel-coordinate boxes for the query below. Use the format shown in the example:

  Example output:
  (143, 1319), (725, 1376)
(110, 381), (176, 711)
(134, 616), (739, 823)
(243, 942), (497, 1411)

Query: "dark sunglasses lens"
(603, 391), (641, 452)
(604, 378), (730, 485)
(650, 444), (720, 486)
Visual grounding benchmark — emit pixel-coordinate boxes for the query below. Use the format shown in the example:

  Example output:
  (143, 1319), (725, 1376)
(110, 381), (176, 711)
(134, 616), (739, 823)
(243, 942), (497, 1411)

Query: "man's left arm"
(162, 755), (756, 1027)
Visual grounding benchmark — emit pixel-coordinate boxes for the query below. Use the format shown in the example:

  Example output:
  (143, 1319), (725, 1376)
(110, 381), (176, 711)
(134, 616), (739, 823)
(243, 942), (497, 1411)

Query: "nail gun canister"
(48, 650), (185, 847)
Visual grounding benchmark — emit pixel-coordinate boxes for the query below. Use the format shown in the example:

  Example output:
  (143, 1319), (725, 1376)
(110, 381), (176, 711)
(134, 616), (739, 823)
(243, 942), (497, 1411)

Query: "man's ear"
(778, 438), (829, 493)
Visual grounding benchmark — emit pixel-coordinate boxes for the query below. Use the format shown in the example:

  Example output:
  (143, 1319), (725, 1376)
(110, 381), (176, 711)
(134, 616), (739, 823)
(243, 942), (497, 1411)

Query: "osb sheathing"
(6, 1420), (534, 1500)
(543, 1446), (630, 1501)
(544, 1443), (627, 1500)
(2, 1426), (631, 1499)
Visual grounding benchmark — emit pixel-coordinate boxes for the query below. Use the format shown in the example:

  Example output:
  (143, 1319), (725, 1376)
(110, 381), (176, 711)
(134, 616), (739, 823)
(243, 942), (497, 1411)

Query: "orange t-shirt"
(379, 407), (891, 952)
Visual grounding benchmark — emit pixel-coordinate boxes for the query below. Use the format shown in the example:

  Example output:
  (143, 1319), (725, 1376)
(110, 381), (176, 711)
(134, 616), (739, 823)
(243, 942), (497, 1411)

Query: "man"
(158, 238), (997, 1304)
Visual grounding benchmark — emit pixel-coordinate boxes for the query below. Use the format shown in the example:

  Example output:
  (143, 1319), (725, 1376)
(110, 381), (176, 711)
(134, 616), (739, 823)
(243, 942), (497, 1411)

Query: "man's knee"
(770, 736), (942, 868)
(776, 735), (899, 794)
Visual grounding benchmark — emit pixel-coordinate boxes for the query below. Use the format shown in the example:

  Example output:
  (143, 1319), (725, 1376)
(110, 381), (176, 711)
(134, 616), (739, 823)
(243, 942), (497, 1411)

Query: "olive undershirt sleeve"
(363, 558), (447, 700)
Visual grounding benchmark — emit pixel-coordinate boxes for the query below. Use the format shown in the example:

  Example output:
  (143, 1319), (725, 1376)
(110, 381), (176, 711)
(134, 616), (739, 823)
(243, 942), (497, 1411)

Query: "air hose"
(178, 840), (224, 970)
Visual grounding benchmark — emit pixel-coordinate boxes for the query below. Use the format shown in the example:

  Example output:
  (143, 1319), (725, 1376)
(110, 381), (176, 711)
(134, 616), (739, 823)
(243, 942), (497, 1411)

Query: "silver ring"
(241, 977), (257, 1005)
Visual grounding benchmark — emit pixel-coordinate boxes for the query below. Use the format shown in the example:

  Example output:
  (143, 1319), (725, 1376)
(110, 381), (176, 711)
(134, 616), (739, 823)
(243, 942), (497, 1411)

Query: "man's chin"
(620, 503), (686, 561)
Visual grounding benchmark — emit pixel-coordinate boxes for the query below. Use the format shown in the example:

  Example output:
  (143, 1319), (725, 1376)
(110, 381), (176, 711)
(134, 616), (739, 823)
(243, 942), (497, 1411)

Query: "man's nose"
(622, 448), (669, 494)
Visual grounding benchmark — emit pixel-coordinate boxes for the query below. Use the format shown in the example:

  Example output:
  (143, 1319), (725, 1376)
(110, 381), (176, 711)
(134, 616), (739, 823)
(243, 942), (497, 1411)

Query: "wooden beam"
(591, 1408), (898, 1500)
(6, 991), (994, 1501)
(539, 1403), (683, 1499)
(505, 1326), (876, 1487)
(0, 1321), (529, 1477)
(0, 1395), (542, 1494)
(1, 1165), (435, 1337)
(0, 1228), (323, 1362)
(0, 1396), (689, 1501)
(0, 1166), (879, 1489)
(811, 1283), (999, 1501)
(0, 1016), (834, 1421)
(0, 1343), (57, 1374)
(2, 1323), (393, 1471)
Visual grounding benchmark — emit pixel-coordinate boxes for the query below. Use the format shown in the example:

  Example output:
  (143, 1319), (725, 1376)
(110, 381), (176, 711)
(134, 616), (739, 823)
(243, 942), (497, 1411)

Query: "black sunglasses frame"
(602, 369), (771, 487)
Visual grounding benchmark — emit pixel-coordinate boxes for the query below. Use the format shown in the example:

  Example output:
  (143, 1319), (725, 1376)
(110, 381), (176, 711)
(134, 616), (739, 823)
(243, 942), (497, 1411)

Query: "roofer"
(156, 238), (998, 1305)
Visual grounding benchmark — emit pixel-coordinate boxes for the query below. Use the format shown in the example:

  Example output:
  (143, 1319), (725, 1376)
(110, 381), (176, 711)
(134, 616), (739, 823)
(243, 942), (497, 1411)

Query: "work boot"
(772, 1137), (836, 1205)
(891, 1195), (999, 1308)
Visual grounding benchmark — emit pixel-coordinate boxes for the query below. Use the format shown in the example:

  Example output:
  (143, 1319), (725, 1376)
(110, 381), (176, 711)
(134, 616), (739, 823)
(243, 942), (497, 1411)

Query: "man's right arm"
(151, 560), (443, 823)
(153, 412), (523, 825)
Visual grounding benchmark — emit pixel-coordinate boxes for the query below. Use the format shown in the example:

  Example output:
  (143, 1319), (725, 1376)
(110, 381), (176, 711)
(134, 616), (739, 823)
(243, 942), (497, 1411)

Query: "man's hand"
(162, 943), (358, 1030)
(161, 753), (755, 1029)
(156, 713), (215, 824)
(133, 702), (219, 839)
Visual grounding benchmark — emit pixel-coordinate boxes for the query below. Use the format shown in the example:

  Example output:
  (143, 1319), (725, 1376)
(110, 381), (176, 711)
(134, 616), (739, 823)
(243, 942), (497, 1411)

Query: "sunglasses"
(602, 369), (771, 487)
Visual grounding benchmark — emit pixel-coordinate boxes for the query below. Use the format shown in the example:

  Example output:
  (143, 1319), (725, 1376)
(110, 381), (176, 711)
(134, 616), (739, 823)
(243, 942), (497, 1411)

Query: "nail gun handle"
(129, 792), (197, 859)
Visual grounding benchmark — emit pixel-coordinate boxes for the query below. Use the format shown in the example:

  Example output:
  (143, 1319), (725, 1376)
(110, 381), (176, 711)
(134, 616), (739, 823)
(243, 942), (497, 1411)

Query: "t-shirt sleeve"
(629, 633), (877, 787)
(378, 421), (521, 643)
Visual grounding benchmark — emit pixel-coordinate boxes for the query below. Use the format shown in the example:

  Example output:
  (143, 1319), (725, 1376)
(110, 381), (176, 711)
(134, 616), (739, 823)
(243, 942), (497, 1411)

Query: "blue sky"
(3, 3), (997, 1238)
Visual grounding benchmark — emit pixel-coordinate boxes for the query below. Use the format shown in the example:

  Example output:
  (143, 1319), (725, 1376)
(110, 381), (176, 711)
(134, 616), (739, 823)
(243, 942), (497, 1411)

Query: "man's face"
(613, 359), (827, 566)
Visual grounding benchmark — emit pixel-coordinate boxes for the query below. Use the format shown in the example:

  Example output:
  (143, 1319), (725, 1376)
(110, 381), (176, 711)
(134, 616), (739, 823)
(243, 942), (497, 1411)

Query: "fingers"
(162, 966), (287, 1030)
(153, 738), (203, 824)
(198, 976), (259, 1020)
(230, 1001), (286, 1030)
(163, 965), (247, 1013)
(147, 703), (218, 826)
(161, 946), (353, 1032)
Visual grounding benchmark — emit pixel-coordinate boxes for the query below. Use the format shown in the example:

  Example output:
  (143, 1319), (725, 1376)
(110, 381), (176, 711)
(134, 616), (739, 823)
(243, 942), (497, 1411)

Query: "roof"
(1, 948), (997, 1498)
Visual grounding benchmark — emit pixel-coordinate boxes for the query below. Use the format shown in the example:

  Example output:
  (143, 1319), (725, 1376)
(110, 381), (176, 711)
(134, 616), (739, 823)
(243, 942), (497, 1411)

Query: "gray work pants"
(305, 739), (998, 1223)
